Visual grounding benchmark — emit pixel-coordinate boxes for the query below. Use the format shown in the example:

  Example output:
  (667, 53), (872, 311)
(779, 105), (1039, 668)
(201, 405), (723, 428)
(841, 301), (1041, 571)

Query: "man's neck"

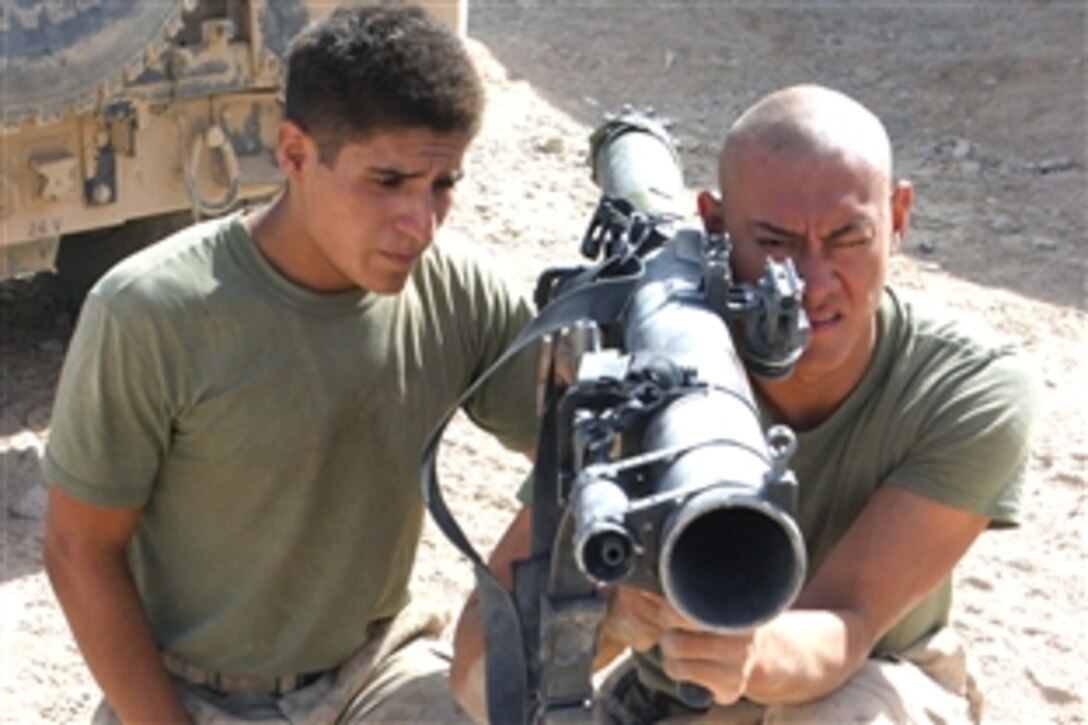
(243, 193), (336, 292)
(753, 326), (878, 431)
(754, 375), (850, 432)
(243, 193), (289, 259)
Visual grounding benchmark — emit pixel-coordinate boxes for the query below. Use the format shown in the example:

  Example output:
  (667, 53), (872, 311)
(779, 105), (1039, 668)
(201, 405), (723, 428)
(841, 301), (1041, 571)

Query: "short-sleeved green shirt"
(43, 215), (539, 677)
(630, 287), (1035, 694)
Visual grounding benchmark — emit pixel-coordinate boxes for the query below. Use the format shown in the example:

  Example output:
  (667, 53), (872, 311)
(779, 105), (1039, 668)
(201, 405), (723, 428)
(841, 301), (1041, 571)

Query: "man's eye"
(758, 238), (793, 250)
(374, 175), (402, 188)
(831, 236), (870, 249)
(434, 177), (457, 193)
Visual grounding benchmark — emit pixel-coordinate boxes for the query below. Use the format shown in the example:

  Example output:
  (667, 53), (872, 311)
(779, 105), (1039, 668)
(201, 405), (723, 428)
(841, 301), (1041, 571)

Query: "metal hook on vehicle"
(185, 124), (240, 218)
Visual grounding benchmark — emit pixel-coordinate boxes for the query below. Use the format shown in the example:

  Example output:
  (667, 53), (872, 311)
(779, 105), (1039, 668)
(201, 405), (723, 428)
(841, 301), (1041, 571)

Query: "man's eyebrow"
(752, 220), (805, 241)
(824, 218), (875, 242)
(368, 165), (421, 179)
(751, 218), (874, 242)
(367, 166), (464, 182)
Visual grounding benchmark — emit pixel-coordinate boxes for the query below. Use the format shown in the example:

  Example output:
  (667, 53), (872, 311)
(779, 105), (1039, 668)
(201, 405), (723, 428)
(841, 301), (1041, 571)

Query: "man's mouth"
(807, 311), (842, 332)
(379, 250), (417, 267)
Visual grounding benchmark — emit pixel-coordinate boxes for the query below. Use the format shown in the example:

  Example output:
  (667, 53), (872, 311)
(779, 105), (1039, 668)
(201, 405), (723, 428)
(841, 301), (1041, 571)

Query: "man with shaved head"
(451, 85), (1034, 723)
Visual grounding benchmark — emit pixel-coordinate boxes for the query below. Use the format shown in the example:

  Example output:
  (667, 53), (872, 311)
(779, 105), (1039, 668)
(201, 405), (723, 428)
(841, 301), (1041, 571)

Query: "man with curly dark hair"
(42, 3), (536, 722)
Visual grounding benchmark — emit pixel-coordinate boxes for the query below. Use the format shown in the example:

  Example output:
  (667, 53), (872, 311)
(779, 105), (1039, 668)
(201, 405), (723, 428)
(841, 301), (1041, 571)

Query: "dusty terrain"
(1, 2), (1085, 723)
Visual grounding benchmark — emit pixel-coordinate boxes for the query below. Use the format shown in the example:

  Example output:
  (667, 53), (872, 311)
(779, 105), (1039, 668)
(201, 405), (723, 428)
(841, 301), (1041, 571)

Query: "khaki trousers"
(92, 604), (474, 724)
(596, 627), (984, 724)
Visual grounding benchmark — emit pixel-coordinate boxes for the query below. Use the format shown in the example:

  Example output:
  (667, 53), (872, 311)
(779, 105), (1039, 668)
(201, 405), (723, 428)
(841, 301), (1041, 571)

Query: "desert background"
(1, 2), (1084, 722)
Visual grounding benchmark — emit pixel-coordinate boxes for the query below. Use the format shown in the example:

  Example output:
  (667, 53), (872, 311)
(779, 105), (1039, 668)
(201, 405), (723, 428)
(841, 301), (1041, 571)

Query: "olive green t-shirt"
(43, 214), (539, 677)
(629, 287), (1035, 693)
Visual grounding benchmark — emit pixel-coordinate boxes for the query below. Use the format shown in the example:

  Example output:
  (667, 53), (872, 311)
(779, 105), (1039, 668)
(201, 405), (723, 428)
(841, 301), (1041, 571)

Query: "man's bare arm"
(43, 487), (190, 723)
(658, 484), (989, 704)
(450, 507), (531, 722)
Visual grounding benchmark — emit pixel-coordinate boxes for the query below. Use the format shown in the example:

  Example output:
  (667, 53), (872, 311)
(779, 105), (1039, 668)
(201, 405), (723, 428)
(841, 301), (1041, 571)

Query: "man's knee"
(341, 637), (473, 723)
(764, 654), (974, 725)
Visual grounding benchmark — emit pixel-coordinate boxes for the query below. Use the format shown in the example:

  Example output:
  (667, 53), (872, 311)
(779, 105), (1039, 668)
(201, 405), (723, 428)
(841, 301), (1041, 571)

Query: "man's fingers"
(535, 330), (581, 413)
(605, 587), (666, 652)
(659, 629), (758, 706)
(535, 335), (555, 414)
(660, 655), (749, 707)
(552, 329), (577, 385)
(660, 628), (754, 662)
(656, 603), (691, 630)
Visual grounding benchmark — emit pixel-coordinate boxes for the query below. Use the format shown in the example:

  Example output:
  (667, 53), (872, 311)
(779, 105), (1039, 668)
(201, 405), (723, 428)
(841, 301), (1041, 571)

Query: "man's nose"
(395, 194), (437, 242)
(796, 248), (838, 301)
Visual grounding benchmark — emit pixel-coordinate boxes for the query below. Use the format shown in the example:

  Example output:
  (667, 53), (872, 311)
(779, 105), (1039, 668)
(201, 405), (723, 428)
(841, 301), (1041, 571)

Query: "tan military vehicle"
(0, 0), (465, 297)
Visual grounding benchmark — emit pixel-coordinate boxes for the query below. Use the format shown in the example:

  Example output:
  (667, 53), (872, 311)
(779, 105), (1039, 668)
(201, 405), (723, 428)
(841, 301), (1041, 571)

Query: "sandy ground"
(1, 3), (1085, 723)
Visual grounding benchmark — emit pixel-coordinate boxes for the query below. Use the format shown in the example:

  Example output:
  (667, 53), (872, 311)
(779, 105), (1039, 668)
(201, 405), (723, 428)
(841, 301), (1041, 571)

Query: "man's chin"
(360, 274), (411, 295)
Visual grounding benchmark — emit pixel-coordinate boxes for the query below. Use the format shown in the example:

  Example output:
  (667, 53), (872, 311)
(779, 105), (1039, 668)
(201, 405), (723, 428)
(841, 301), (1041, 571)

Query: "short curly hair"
(284, 1), (484, 164)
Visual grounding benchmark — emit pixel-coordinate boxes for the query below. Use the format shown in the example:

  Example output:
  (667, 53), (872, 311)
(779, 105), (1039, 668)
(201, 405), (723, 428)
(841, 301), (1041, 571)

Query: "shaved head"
(695, 83), (914, 420)
(721, 85), (893, 196)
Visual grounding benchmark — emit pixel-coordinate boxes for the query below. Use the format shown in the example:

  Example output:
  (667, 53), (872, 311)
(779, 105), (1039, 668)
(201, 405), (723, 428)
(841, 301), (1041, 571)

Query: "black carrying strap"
(421, 271), (641, 724)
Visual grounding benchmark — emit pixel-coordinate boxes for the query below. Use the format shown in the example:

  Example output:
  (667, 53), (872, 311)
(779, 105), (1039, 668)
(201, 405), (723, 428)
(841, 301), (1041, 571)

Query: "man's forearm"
(44, 543), (190, 722)
(743, 487), (992, 705)
(450, 509), (535, 724)
(744, 608), (870, 704)
(450, 593), (488, 723)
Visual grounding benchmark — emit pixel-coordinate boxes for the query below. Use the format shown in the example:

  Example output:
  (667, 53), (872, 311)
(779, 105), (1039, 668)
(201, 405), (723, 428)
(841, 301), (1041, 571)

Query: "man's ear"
(890, 180), (914, 253)
(696, 190), (726, 234)
(276, 119), (313, 181)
